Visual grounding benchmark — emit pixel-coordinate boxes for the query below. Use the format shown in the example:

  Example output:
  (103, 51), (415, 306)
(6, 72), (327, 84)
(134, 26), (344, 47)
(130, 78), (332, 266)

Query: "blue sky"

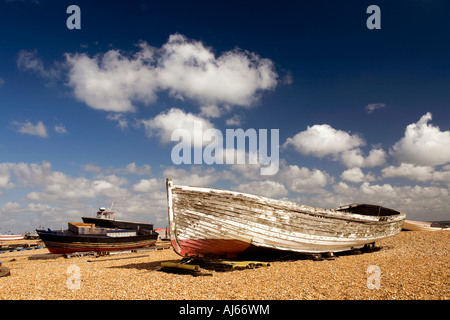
(1, 0), (450, 233)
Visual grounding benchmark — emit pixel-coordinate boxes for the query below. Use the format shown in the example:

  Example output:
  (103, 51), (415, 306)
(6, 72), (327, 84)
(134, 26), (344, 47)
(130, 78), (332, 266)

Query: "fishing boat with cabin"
(36, 208), (158, 254)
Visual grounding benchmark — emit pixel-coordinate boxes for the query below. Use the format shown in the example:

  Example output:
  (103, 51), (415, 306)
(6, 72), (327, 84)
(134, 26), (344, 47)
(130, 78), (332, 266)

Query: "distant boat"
(36, 221), (158, 254)
(403, 220), (450, 232)
(0, 234), (24, 241)
(166, 178), (406, 258)
(24, 230), (39, 240)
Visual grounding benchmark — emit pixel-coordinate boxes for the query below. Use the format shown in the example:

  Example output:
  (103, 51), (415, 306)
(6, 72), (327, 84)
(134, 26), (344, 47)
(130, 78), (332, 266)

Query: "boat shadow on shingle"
(234, 242), (384, 262)
(106, 259), (180, 271)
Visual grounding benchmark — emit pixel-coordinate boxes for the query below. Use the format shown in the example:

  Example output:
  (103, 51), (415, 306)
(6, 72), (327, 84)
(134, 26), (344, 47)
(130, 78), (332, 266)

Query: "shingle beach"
(0, 230), (448, 300)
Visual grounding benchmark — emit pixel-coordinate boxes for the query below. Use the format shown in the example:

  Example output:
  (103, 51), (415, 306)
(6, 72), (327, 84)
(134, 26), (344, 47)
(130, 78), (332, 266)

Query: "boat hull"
(171, 239), (251, 257)
(0, 234), (24, 241)
(36, 230), (158, 254)
(403, 220), (450, 231)
(166, 179), (406, 258)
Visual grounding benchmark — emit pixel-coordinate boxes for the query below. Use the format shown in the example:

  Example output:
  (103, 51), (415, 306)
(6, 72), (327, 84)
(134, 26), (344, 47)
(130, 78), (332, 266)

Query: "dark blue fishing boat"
(36, 221), (158, 254)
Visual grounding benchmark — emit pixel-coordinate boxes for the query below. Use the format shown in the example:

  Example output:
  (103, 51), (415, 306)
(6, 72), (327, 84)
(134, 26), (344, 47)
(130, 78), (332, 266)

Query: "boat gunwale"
(170, 184), (406, 223)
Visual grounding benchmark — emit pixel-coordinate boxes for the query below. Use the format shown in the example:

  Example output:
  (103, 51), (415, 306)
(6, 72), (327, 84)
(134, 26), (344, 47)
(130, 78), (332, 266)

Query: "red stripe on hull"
(46, 243), (155, 254)
(172, 239), (251, 258)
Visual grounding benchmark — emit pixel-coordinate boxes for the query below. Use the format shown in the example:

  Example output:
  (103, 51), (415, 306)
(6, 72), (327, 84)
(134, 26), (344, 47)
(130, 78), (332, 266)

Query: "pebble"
(0, 231), (448, 300)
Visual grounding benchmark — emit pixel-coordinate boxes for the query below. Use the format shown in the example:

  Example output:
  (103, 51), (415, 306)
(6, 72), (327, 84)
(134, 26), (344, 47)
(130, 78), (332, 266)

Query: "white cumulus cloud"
(278, 165), (333, 194)
(340, 167), (376, 183)
(235, 180), (288, 198)
(382, 163), (450, 184)
(64, 34), (278, 113)
(0, 165), (14, 189)
(284, 124), (388, 168)
(390, 112), (450, 166)
(132, 178), (161, 193)
(284, 124), (365, 158)
(142, 107), (215, 147)
(65, 48), (159, 112)
(339, 147), (387, 168)
(157, 34), (277, 108)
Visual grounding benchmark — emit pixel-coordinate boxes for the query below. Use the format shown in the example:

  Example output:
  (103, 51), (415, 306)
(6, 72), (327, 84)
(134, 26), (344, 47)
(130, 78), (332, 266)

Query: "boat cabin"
(96, 207), (114, 219)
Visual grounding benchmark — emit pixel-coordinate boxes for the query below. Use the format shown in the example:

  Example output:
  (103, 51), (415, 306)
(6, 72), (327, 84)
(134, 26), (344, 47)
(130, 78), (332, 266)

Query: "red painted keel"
(172, 239), (251, 258)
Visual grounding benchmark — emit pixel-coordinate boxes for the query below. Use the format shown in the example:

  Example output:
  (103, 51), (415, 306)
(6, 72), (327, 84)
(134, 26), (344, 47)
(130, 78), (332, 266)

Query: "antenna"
(110, 201), (115, 212)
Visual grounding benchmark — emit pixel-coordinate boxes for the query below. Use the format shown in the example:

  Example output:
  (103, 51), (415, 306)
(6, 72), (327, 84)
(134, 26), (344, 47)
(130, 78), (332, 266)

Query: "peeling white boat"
(0, 234), (24, 241)
(166, 179), (406, 258)
(402, 220), (450, 231)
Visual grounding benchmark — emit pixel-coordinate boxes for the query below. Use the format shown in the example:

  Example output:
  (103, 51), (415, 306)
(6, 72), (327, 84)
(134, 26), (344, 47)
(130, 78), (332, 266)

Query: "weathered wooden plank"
(174, 187), (399, 224)
(173, 192), (401, 239)
(174, 199), (401, 243)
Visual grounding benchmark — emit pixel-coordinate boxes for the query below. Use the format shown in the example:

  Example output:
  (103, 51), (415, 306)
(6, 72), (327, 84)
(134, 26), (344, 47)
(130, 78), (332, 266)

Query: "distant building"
(155, 228), (169, 241)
